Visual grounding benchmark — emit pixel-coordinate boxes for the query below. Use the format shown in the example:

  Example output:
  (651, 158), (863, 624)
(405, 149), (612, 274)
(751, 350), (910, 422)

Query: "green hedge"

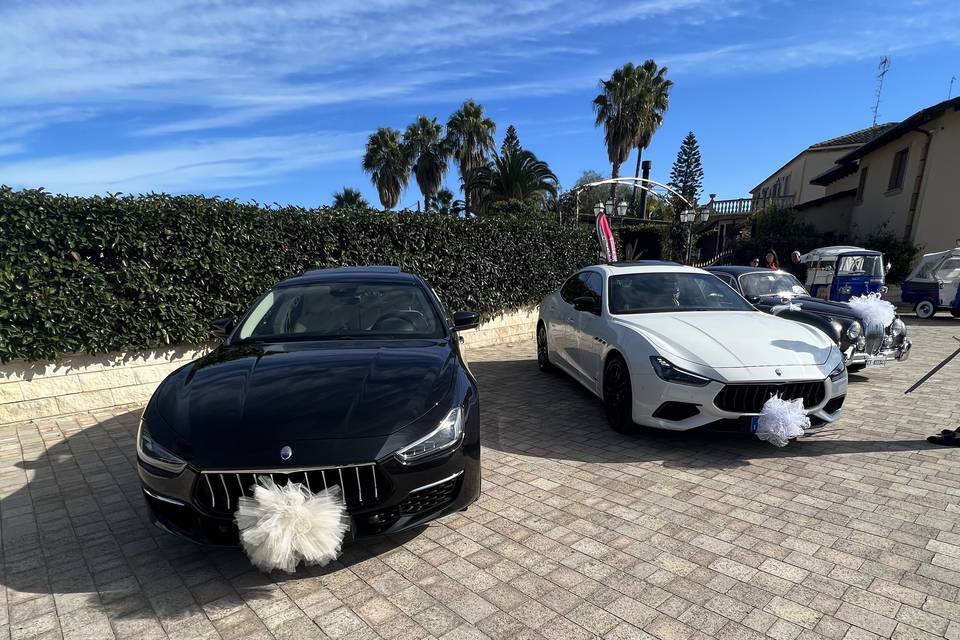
(0, 186), (595, 361)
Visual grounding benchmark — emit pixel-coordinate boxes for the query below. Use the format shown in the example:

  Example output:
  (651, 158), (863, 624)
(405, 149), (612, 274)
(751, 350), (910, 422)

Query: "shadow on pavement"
(471, 358), (935, 470)
(1, 408), (422, 620)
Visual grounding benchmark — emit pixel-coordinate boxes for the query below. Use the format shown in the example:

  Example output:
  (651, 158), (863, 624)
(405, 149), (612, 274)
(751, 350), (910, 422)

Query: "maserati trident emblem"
(279, 445), (293, 461)
(775, 368), (783, 376)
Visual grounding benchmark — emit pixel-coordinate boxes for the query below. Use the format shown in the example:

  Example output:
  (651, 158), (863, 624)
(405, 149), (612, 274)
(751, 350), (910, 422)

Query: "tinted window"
(237, 281), (444, 341)
(937, 258), (960, 281)
(608, 272), (755, 314)
(712, 273), (738, 290)
(560, 271), (601, 304)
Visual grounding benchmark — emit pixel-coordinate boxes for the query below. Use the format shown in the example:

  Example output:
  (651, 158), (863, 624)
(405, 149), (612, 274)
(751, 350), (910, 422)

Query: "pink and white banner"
(596, 212), (618, 263)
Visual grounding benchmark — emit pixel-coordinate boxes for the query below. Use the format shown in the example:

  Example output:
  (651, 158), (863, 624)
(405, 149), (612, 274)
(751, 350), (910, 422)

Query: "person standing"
(788, 250), (808, 284)
(750, 258), (760, 267)
(764, 249), (779, 270)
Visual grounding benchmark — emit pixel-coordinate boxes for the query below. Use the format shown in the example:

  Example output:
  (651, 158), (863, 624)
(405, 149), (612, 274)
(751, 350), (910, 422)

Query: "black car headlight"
(845, 321), (862, 341)
(395, 406), (464, 464)
(890, 318), (905, 337)
(137, 418), (187, 474)
(649, 356), (711, 386)
(829, 361), (846, 382)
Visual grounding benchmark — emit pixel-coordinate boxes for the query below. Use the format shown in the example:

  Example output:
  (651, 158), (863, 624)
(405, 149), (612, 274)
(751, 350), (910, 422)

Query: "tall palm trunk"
(608, 162), (620, 204)
(424, 193), (432, 212)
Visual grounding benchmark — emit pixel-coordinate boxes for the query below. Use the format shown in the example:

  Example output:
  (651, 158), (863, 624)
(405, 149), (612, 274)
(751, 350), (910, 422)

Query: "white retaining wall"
(0, 306), (538, 424)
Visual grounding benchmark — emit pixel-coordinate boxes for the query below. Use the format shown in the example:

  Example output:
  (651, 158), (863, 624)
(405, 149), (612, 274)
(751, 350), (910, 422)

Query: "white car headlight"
(395, 406), (464, 464)
(649, 356), (711, 386)
(846, 321), (862, 340)
(890, 318), (905, 337)
(137, 418), (187, 474)
(829, 360), (846, 382)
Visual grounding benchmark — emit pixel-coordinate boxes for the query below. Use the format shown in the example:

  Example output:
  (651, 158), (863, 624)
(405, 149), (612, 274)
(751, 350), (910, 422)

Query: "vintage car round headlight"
(890, 318), (905, 337)
(846, 321), (862, 340)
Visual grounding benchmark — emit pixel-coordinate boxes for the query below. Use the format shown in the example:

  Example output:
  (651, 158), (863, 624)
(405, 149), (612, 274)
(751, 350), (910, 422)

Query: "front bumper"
(632, 366), (847, 432)
(138, 434), (480, 547)
(847, 337), (911, 366)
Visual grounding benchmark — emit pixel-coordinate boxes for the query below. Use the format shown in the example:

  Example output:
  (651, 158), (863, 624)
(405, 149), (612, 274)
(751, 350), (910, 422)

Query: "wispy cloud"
(0, 132), (364, 194)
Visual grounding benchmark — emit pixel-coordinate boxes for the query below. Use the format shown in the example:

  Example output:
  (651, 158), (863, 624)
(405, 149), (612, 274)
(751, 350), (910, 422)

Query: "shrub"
(856, 228), (920, 283)
(0, 187), (595, 361)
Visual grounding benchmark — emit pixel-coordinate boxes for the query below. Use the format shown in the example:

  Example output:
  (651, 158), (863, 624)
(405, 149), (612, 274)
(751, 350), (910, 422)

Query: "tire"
(536, 323), (554, 372)
(603, 354), (637, 434)
(915, 300), (936, 319)
(847, 363), (866, 373)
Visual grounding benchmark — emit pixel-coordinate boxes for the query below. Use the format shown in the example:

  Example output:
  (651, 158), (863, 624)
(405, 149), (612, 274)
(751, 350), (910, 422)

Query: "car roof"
(277, 266), (420, 287)
(590, 262), (708, 276)
(802, 245), (880, 258)
(707, 266), (792, 276)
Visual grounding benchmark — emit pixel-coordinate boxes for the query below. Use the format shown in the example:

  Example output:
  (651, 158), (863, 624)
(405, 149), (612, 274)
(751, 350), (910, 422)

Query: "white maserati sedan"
(537, 263), (847, 433)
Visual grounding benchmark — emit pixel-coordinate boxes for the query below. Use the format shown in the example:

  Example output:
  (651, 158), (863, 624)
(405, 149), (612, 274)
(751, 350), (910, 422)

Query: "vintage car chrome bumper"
(847, 338), (911, 366)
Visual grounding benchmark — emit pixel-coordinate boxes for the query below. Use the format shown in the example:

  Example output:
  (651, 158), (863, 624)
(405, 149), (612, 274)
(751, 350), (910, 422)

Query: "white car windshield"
(837, 255), (883, 277)
(608, 273), (756, 314)
(237, 282), (444, 341)
(739, 272), (808, 299)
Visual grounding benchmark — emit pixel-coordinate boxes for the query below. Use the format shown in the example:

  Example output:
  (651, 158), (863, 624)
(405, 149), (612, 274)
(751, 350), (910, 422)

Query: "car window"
(739, 272), (807, 298)
(608, 272), (755, 314)
(560, 271), (600, 304)
(712, 273), (738, 291)
(236, 281), (444, 341)
(937, 258), (960, 281)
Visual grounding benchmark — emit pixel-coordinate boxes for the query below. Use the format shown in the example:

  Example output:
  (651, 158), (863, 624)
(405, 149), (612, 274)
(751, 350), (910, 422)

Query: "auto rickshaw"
(900, 248), (960, 318)
(800, 246), (888, 302)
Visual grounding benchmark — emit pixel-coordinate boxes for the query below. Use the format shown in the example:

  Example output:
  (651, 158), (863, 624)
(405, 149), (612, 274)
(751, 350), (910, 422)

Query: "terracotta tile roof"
(808, 123), (898, 149)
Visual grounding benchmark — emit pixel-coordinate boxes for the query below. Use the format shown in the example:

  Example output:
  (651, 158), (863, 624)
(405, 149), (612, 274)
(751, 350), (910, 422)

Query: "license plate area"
(866, 357), (886, 367)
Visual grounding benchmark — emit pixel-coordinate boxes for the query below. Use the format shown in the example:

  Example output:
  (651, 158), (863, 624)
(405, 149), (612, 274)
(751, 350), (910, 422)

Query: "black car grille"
(195, 463), (388, 515)
(397, 474), (460, 516)
(714, 381), (825, 413)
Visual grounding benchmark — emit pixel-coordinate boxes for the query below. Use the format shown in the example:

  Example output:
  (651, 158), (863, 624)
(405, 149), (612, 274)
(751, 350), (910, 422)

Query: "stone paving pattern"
(1, 318), (959, 640)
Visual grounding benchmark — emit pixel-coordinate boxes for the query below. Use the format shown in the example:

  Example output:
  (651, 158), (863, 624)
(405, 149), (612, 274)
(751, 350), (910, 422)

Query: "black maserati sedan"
(137, 266), (481, 545)
(708, 266), (910, 372)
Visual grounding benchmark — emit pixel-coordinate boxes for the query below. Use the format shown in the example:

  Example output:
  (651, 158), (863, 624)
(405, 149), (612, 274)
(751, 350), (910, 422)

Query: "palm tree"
(403, 115), (450, 212)
(446, 100), (496, 216)
(469, 147), (558, 214)
(428, 188), (464, 216)
(331, 187), (369, 210)
(628, 60), (672, 213)
(593, 63), (642, 204)
(361, 128), (412, 209)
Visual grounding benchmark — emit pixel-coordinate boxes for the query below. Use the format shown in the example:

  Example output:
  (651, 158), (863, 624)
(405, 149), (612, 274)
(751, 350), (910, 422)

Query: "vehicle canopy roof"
(800, 246), (882, 262)
(906, 249), (960, 282)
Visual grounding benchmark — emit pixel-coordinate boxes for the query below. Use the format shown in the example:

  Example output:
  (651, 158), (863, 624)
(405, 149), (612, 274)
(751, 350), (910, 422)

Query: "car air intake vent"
(652, 402), (701, 421)
(397, 475), (460, 516)
(714, 381), (825, 413)
(195, 463), (388, 515)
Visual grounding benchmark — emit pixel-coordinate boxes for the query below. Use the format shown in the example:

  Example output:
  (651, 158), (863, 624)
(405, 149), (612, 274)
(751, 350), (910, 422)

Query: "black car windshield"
(739, 271), (808, 299)
(236, 281), (445, 341)
(609, 272), (755, 314)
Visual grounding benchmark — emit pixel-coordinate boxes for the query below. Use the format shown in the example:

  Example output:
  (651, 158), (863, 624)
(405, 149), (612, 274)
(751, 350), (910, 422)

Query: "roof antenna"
(871, 56), (891, 127)
(950, 76), (956, 99)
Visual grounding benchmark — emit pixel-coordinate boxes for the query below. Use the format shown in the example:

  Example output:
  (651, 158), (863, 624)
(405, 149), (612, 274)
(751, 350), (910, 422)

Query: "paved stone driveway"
(2, 319), (960, 640)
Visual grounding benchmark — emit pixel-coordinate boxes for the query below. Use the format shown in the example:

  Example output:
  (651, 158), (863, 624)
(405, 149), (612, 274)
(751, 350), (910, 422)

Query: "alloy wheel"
(603, 356), (636, 433)
(536, 324), (554, 372)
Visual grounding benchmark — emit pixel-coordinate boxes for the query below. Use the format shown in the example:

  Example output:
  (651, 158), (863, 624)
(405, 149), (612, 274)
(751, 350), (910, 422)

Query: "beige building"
(798, 97), (960, 253)
(750, 124), (896, 207)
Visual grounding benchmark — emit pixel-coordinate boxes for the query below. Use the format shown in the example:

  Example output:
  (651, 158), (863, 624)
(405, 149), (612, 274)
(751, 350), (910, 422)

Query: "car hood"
(615, 310), (835, 368)
(767, 295), (859, 320)
(152, 340), (458, 465)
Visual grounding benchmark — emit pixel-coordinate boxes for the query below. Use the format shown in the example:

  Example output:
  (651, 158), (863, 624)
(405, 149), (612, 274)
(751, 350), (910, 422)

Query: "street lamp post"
(679, 208), (711, 264)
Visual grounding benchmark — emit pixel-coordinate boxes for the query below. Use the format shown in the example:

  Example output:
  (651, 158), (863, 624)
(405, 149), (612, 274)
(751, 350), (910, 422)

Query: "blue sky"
(1, 0), (958, 209)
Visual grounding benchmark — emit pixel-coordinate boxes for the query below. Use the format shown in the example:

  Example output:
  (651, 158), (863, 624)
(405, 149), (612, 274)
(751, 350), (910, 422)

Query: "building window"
(782, 174), (791, 196)
(855, 166), (869, 204)
(887, 148), (909, 192)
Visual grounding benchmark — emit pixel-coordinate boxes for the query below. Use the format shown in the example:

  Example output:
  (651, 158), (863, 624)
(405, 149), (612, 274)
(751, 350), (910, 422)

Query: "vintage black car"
(708, 266), (910, 372)
(137, 266), (481, 545)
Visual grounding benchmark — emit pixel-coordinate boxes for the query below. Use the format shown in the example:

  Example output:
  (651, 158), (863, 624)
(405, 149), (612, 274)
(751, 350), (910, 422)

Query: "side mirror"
(208, 317), (235, 338)
(452, 310), (480, 331)
(573, 296), (599, 314)
(746, 295), (761, 305)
